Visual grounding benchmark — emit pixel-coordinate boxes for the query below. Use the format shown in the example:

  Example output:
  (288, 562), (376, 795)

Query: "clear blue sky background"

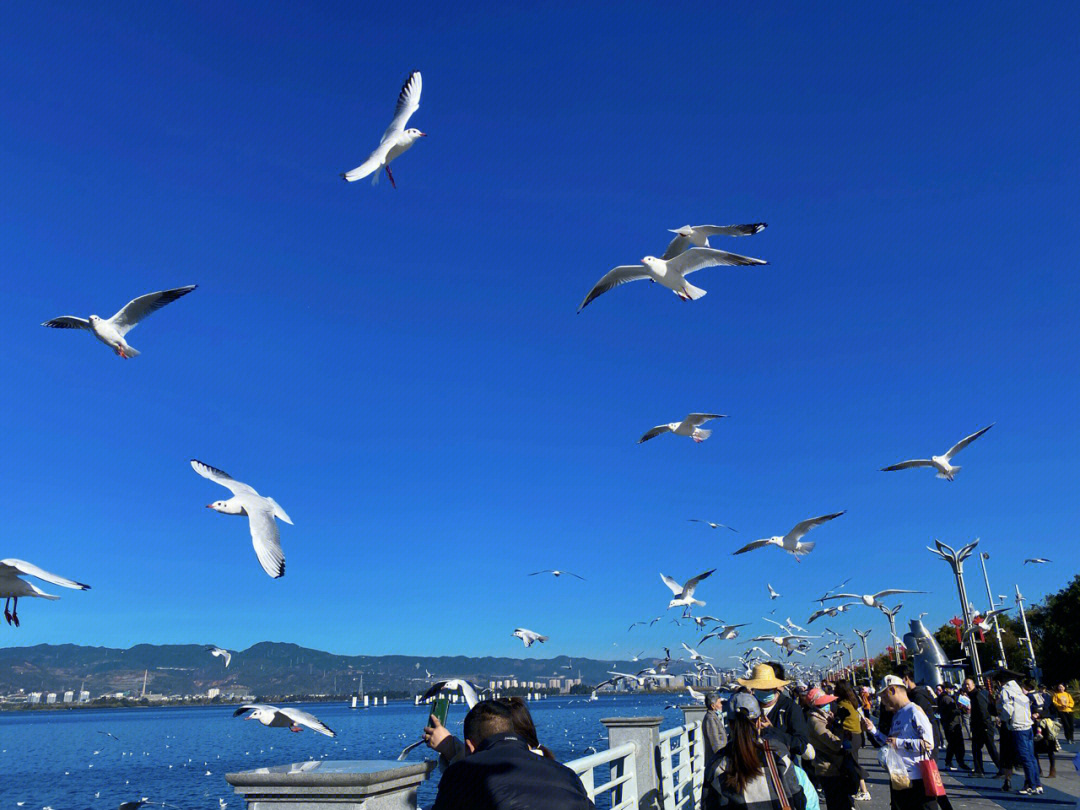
(2, 2), (1077, 665)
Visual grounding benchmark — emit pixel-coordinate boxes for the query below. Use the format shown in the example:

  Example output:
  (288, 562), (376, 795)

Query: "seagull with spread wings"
(191, 460), (293, 579)
(206, 646), (232, 668)
(820, 589), (926, 609)
(341, 71), (425, 187)
(688, 520), (738, 532)
(639, 414), (726, 444)
(1023, 558), (1051, 565)
(42, 285), (197, 359)
(733, 513), (845, 560)
(661, 569), (715, 610)
(807, 603), (857, 624)
(881, 424), (994, 481)
(661, 223), (768, 260)
(529, 569), (585, 580)
(699, 623), (750, 644)
(767, 584), (781, 600)
(233, 704), (335, 737)
(578, 247), (767, 311)
(0, 559), (90, 627)
(512, 628), (548, 647)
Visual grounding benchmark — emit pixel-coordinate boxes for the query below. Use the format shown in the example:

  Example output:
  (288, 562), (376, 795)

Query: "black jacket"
(431, 731), (595, 810)
(938, 692), (961, 732)
(763, 693), (810, 757)
(969, 688), (995, 734)
(910, 685), (942, 753)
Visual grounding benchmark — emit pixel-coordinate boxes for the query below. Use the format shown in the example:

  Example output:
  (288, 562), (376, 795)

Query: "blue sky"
(2, 1), (1077, 665)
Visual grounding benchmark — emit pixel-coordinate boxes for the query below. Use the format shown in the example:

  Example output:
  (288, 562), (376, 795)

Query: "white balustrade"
(567, 741), (639, 810)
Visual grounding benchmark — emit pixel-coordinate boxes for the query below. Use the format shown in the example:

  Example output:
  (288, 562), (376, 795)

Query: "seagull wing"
(683, 569), (715, 593)
(0, 559), (90, 590)
(398, 738), (425, 760)
(694, 223), (768, 238)
(108, 286), (197, 335)
(639, 425), (673, 443)
(881, 459), (936, 471)
(660, 233), (694, 261)
(785, 512), (845, 543)
(529, 570), (555, 576)
(381, 71), (422, 142)
(41, 316), (91, 330)
(666, 247), (768, 277)
(247, 505), (285, 579)
(563, 571), (586, 580)
(870, 589), (926, 599)
(190, 459), (258, 497)
(684, 414), (726, 426)
(279, 707), (336, 737)
(660, 574), (684, 595)
(943, 424), (994, 460)
(818, 593), (860, 602)
(733, 538), (778, 555)
(578, 265), (651, 312)
(233, 703), (275, 717)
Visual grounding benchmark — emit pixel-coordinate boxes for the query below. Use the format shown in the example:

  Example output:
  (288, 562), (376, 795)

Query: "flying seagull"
(512, 628), (548, 647)
(191, 460), (293, 579)
(661, 569), (715, 610)
(689, 614), (722, 629)
(687, 685), (705, 703)
(529, 569), (585, 580)
(681, 641), (712, 661)
(420, 679), (481, 709)
(341, 70), (425, 187)
(699, 623), (749, 644)
(969, 607), (1011, 634)
(820, 589), (926, 609)
(206, 646), (231, 668)
(688, 520), (738, 532)
(661, 223), (768, 260)
(807, 603), (857, 624)
(733, 512), (845, 560)
(233, 704), (335, 737)
(42, 285), (197, 359)
(0, 559), (90, 627)
(1023, 558), (1051, 565)
(578, 247), (767, 311)
(639, 414), (726, 444)
(881, 424), (994, 481)
(767, 584), (781, 600)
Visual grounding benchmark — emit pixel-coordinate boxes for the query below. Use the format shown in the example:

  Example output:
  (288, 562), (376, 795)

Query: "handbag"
(919, 757), (947, 797)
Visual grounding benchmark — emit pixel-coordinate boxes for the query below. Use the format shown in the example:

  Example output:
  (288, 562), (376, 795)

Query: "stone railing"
(225, 706), (708, 810)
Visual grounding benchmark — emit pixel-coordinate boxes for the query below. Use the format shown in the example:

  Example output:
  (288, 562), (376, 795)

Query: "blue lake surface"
(0, 694), (687, 808)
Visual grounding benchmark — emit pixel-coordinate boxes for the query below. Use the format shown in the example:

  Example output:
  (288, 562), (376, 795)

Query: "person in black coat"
(938, 684), (970, 771)
(431, 700), (594, 810)
(903, 670), (942, 756)
(963, 678), (1000, 776)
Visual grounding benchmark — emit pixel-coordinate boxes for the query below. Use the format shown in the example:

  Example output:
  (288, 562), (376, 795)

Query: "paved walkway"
(853, 741), (1079, 810)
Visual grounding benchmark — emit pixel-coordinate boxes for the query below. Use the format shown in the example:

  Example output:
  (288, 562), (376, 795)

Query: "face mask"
(755, 689), (777, 705)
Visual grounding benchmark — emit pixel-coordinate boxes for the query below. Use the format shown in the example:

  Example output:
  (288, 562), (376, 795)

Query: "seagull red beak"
(418, 132), (427, 136)
(205, 504), (214, 509)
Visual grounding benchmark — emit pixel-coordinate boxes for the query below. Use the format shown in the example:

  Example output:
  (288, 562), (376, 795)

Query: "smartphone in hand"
(430, 696), (450, 727)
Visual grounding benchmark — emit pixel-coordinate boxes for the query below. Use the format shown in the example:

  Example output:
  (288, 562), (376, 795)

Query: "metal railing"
(657, 720), (704, 810)
(566, 741), (639, 810)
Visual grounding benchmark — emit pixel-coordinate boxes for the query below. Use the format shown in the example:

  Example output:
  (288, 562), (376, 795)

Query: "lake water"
(0, 694), (687, 808)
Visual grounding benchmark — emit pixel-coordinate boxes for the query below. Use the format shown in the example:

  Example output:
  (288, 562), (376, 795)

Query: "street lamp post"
(928, 539), (983, 680)
(878, 603), (904, 665)
(854, 628), (873, 687)
(978, 552), (1008, 669)
(1014, 584), (1039, 679)
(844, 642), (858, 686)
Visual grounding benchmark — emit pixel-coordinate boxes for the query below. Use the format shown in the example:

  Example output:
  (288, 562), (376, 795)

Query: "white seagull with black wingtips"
(234, 704), (335, 737)
(42, 285), (197, 359)
(881, 424), (994, 481)
(733, 512), (844, 560)
(191, 460), (293, 579)
(661, 223), (767, 260)
(341, 71), (425, 188)
(0, 559), (90, 627)
(578, 247), (767, 311)
(639, 414), (726, 444)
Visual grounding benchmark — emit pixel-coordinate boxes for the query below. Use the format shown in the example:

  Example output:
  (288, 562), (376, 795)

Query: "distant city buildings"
(79, 690), (90, 703)
(29, 692), (41, 704)
(63, 691), (74, 703)
(45, 693), (57, 704)
(207, 688), (221, 699)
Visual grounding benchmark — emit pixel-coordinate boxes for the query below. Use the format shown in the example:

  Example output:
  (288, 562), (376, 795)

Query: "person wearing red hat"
(805, 687), (853, 810)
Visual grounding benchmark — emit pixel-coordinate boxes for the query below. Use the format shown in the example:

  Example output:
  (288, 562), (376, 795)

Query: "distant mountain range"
(0, 642), (668, 698)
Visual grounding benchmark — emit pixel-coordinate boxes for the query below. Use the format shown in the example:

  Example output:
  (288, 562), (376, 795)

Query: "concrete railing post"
(602, 716), (663, 810)
(680, 704), (706, 727)
(226, 759), (436, 810)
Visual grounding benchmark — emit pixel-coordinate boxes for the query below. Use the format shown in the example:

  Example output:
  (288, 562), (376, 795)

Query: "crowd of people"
(415, 667), (1076, 810)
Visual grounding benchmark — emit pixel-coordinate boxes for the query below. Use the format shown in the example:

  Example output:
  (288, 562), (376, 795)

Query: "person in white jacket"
(994, 671), (1041, 795)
